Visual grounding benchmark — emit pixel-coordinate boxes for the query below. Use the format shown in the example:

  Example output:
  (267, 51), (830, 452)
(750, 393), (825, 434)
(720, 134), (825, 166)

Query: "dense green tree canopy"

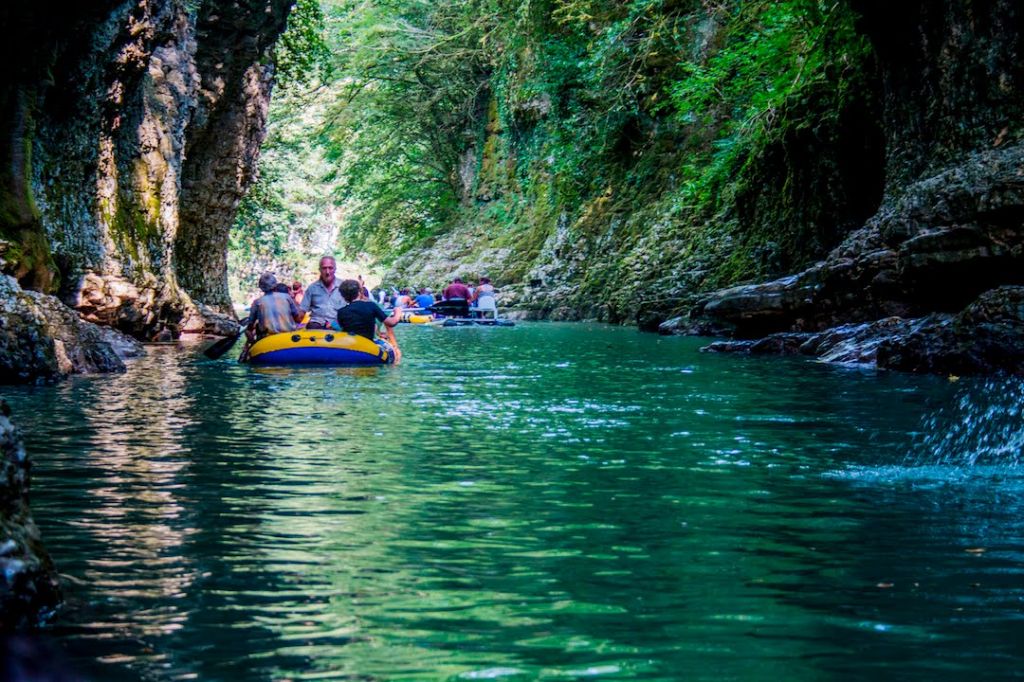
(232, 0), (873, 303)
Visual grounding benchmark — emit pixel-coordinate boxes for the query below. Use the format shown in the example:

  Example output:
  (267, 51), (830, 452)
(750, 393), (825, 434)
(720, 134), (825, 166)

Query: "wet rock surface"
(702, 286), (1024, 375)
(876, 286), (1024, 375)
(689, 144), (1024, 337)
(702, 317), (940, 367)
(680, 142), (1024, 374)
(0, 405), (61, 631)
(0, 274), (143, 384)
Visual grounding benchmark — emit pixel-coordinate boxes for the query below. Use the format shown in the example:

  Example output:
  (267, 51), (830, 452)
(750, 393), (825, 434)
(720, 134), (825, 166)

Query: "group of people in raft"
(245, 255), (498, 357)
(380, 277), (497, 315)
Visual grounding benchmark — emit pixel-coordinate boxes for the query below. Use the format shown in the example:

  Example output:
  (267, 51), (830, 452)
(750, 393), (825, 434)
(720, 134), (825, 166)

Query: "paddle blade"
(204, 332), (242, 360)
(427, 299), (470, 317)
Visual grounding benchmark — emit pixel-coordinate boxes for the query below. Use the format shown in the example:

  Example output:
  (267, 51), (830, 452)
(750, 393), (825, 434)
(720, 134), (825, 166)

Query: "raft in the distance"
(247, 330), (396, 365)
(398, 311), (434, 324)
(394, 311), (514, 327)
(385, 302), (516, 327)
(436, 317), (515, 327)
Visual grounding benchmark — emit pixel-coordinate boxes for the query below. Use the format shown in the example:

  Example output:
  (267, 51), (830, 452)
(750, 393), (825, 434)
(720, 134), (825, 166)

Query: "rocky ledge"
(702, 286), (1024, 375)
(663, 145), (1024, 375)
(65, 272), (241, 340)
(0, 274), (143, 384)
(0, 404), (60, 631)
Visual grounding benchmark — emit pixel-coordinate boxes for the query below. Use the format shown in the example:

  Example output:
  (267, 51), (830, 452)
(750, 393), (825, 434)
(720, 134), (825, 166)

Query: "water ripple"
(2, 325), (1023, 680)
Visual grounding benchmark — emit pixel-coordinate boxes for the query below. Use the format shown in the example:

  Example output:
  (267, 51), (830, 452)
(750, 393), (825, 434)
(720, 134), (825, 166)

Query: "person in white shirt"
(301, 256), (346, 329)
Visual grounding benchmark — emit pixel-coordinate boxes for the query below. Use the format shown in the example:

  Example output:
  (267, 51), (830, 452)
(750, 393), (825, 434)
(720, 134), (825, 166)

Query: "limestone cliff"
(677, 0), (1024, 373)
(0, 0), (294, 635)
(384, 1), (1023, 374)
(0, 0), (291, 340)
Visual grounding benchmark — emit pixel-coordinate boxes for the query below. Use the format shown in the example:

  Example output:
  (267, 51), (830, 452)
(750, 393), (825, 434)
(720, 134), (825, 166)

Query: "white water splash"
(907, 376), (1024, 467)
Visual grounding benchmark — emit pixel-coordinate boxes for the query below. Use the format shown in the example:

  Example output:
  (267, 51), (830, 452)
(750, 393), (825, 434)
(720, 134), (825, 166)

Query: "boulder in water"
(877, 286), (1024, 375)
(0, 275), (143, 384)
(703, 286), (1024, 376)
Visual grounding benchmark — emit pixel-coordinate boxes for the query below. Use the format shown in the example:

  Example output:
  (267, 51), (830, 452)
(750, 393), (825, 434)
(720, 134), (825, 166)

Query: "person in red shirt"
(443, 277), (471, 301)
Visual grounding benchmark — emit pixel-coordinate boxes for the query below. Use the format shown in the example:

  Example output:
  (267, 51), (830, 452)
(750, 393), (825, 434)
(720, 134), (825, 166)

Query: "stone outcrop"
(0, 404), (60, 630)
(876, 286), (1024, 374)
(1, 0), (291, 340)
(673, 143), (1024, 339)
(66, 272), (239, 339)
(703, 286), (1024, 375)
(669, 139), (1024, 375)
(672, 143), (1024, 374)
(0, 274), (142, 385)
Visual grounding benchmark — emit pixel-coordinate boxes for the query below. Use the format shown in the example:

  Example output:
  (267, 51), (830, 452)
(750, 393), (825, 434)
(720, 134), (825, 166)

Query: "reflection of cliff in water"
(908, 377), (1024, 468)
(32, 348), (313, 679)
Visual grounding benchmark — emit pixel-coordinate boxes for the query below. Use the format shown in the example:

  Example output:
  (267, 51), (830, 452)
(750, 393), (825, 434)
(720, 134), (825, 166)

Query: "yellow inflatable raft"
(400, 311), (434, 324)
(247, 330), (396, 365)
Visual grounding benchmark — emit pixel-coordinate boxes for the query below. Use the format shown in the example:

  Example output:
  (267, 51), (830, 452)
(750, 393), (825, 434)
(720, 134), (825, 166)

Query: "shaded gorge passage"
(4, 323), (1024, 680)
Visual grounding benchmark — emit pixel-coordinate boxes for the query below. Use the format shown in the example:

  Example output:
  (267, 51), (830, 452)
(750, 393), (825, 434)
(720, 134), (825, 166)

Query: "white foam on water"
(909, 376), (1024, 467)
(829, 377), (1024, 484)
(824, 464), (1024, 489)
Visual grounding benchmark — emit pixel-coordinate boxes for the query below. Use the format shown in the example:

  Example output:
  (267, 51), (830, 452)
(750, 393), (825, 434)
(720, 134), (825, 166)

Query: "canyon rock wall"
(0, 0), (293, 634)
(668, 0), (1024, 373)
(1, 0), (291, 340)
(385, 2), (886, 330)
(849, 0), (1023, 191)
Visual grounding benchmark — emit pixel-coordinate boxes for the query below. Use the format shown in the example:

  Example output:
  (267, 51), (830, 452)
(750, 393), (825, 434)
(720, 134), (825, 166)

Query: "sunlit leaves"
(234, 0), (872, 284)
(274, 0), (332, 90)
(322, 0), (500, 253)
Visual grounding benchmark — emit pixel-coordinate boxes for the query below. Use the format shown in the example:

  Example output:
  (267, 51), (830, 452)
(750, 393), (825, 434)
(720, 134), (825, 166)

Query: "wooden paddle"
(238, 335), (254, 364)
(203, 318), (248, 360)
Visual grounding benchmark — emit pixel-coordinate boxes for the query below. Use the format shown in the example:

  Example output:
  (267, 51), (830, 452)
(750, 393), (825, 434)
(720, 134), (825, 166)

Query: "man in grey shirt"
(301, 256), (347, 329)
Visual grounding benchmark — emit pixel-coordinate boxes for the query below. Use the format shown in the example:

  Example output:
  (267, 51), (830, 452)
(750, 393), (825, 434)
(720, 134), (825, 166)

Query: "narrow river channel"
(5, 322), (1024, 680)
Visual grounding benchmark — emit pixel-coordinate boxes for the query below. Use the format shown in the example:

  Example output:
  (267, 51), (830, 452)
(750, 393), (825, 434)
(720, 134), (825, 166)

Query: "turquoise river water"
(3, 322), (1024, 680)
